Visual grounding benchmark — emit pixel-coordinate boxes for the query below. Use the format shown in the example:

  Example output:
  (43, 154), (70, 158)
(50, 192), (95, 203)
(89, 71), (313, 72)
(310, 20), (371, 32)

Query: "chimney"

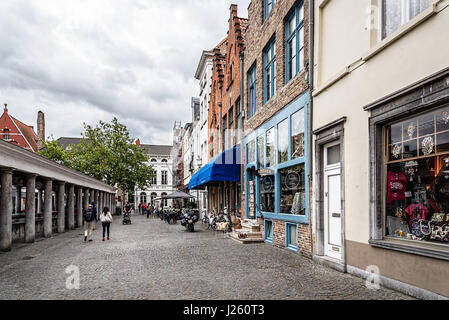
(37, 111), (45, 149)
(3, 104), (7, 113)
(136, 138), (141, 146)
(230, 4), (238, 21)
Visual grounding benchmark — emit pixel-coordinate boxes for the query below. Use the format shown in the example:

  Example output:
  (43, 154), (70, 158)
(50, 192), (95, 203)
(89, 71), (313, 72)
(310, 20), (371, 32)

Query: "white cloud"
(0, 0), (250, 145)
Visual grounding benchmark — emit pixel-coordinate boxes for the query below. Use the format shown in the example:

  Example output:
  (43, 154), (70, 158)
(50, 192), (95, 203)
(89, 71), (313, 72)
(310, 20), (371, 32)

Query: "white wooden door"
(324, 142), (342, 260)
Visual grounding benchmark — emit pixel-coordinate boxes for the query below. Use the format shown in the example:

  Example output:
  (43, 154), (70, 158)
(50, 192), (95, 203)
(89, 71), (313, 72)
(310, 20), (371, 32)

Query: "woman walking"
(99, 207), (113, 241)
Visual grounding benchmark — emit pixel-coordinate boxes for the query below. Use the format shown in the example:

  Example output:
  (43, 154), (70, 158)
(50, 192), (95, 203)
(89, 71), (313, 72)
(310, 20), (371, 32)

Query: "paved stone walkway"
(0, 214), (412, 300)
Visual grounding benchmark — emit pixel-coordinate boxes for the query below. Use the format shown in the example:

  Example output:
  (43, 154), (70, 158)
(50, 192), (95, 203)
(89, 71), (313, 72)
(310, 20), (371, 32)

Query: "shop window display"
(259, 174), (275, 213)
(280, 164), (306, 215)
(386, 105), (449, 244)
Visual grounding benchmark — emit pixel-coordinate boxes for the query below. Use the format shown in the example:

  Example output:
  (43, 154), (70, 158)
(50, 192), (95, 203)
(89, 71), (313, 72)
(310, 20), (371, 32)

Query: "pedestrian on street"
(99, 206), (113, 241)
(146, 202), (152, 219)
(124, 202), (132, 215)
(84, 204), (96, 242)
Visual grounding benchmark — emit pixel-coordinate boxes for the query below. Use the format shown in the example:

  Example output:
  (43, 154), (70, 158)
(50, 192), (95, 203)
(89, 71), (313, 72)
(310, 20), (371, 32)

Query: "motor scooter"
(181, 210), (199, 232)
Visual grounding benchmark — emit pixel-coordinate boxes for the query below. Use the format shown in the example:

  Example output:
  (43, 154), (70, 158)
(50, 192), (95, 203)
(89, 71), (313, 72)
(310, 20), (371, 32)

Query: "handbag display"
(429, 213), (449, 242)
(431, 213), (449, 223)
(411, 218), (431, 240)
(430, 222), (449, 242)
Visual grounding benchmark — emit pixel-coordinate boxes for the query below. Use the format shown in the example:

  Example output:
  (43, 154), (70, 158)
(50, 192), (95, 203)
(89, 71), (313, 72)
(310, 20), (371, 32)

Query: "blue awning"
(189, 146), (241, 190)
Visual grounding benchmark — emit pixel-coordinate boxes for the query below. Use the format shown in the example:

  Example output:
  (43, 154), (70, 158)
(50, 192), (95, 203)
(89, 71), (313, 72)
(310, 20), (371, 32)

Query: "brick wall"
(208, 39), (226, 161)
(221, 5), (248, 148)
(243, 0), (309, 135)
(260, 218), (312, 257)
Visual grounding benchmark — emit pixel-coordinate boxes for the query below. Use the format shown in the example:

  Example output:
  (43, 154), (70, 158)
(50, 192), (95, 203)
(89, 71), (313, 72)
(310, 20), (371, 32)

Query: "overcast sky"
(0, 0), (250, 145)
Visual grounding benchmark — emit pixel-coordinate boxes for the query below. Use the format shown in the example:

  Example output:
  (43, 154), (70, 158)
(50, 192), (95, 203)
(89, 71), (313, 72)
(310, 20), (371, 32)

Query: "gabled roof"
(10, 116), (39, 152)
(139, 144), (173, 156)
(195, 50), (214, 80)
(57, 137), (86, 149)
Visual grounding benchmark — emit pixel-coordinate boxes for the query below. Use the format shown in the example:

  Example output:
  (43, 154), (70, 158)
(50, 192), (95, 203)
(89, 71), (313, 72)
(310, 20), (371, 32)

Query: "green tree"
(38, 135), (68, 165)
(40, 118), (155, 195)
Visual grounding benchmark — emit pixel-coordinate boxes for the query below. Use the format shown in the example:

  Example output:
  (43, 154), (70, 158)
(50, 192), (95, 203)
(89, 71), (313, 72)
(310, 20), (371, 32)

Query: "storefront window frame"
(264, 219), (274, 243)
(383, 107), (449, 246)
(285, 222), (299, 252)
(366, 69), (449, 261)
(242, 91), (310, 224)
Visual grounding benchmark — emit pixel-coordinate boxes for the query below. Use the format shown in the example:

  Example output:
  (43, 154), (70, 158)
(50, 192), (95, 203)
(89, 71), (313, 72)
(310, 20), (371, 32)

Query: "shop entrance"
(324, 141), (342, 260)
(247, 168), (256, 219)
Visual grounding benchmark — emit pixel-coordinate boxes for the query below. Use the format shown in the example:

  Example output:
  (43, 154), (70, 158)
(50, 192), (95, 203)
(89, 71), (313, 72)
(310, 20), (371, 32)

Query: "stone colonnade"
(0, 140), (116, 252)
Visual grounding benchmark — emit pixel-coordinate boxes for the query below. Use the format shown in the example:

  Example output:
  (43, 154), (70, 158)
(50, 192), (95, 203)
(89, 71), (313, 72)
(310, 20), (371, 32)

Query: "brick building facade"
(207, 5), (248, 215)
(241, 0), (312, 257)
(0, 105), (44, 153)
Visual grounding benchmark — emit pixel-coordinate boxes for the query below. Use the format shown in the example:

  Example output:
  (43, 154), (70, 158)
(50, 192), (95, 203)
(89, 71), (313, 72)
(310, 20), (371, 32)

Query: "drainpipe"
(308, 0), (315, 255)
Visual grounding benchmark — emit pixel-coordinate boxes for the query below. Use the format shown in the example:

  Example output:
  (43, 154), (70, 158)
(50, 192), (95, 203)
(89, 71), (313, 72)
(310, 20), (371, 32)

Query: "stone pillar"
(37, 189), (42, 213)
(15, 185), (21, 214)
(57, 182), (65, 233)
(95, 190), (99, 212)
(0, 168), (13, 252)
(83, 188), (89, 216)
(77, 187), (83, 228)
(43, 178), (53, 238)
(67, 184), (75, 230)
(89, 188), (94, 205)
(98, 191), (102, 214)
(25, 174), (37, 243)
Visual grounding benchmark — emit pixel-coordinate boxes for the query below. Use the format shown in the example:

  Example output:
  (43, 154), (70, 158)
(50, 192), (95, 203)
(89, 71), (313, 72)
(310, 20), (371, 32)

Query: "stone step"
(241, 222), (260, 232)
(228, 232), (264, 244)
(234, 229), (263, 238)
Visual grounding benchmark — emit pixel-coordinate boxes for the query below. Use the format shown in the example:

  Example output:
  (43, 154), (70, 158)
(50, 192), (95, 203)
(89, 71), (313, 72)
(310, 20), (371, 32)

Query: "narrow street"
(0, 214), (411, 300)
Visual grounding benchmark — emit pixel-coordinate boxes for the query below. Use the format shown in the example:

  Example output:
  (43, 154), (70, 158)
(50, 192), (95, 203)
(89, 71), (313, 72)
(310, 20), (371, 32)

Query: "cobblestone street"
(0, 214), (412, 300)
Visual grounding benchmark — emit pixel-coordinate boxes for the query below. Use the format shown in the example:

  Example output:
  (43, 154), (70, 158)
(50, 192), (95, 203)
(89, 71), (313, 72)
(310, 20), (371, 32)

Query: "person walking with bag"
(84, 204), (96, 242)
(99, 207), (113, 241)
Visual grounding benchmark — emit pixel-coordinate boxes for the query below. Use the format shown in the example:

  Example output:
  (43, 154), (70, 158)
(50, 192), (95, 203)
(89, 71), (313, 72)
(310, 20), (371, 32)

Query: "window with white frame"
(151, 174), (157, 185)
(381, 0), (430, 39)
(161, 171), (168, 185)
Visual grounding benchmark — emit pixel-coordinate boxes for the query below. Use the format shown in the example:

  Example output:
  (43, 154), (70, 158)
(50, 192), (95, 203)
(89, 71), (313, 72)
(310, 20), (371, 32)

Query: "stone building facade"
(242, 0), (312, 257)
(135, 144), (175, 209)
(312, 0), (449, 298)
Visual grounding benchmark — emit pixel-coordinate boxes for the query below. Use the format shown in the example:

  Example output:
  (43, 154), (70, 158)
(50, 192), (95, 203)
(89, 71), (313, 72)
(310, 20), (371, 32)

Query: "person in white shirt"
(99, 207), (113, 241)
